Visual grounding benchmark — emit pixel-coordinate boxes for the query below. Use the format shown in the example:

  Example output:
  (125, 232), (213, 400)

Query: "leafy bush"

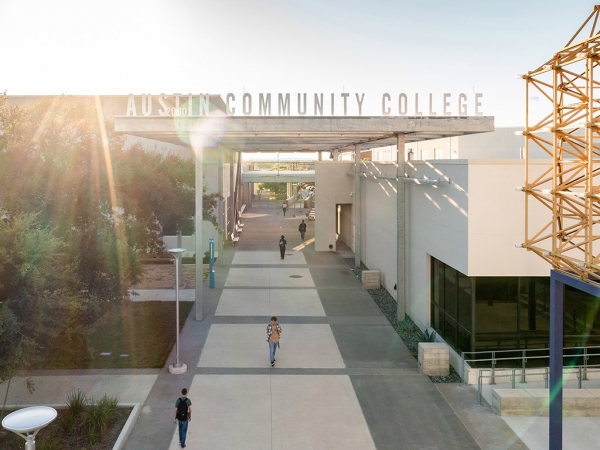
(66, 389), (87, 418)
(398, 320), (418, 334)
(64, 390), (119, 445)
(37, 437), (61, 450)
(423, 328), (437, 342)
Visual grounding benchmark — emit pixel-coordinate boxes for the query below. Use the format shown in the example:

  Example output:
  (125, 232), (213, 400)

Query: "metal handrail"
(476, 364), (600, 406)
(477, 365), (600, 406)
(460, 345), (600, 386)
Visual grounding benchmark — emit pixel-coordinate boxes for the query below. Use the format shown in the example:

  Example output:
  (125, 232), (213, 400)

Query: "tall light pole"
(168, 247), (187, 375)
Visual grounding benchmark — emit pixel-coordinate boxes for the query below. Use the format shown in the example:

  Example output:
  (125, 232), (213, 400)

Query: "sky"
(0, 0), (599, 126)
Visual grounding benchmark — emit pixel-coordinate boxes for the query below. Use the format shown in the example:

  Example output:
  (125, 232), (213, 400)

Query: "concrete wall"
(314, 162), (353, 251)
(466, 160), (550, 276)
(339, 204), (353, 247)
(403, 160), (469, 327)
(360, 163), (399, 294)
(349, 159), (552, 331)
(371, 127), (552, 162)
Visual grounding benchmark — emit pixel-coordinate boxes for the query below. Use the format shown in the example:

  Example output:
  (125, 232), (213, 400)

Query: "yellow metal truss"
(522, 6), (600, 283)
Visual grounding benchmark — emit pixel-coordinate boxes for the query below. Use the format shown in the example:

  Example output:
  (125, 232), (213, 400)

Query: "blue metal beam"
(549, 270), (564, 450)
(549, 269), (600, 449)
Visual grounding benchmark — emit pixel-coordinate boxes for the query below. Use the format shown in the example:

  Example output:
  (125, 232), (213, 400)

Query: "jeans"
(178, 419), (189, 446)
(269, 341), (278, 363)
(300, 231), (305, 240)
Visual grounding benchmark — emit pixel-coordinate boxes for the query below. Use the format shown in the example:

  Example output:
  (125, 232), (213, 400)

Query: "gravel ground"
(344, 259), (461, 383)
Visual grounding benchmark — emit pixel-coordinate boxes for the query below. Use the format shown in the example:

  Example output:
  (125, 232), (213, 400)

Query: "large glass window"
(431, 256), (600, 356)
(430, 258), (471, 354)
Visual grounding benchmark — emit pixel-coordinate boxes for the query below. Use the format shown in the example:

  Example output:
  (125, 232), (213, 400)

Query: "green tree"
(257, 182), (287, 195)
(0, 94), (221, 386)
(113, 143), (220, 240)
(0, 95), (141, 298)
(0, 213), (86, 419)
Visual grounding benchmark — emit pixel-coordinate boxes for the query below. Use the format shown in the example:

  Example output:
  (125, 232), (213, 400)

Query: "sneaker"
(271, 362), (275, 367)
(181, 445), (186, 449)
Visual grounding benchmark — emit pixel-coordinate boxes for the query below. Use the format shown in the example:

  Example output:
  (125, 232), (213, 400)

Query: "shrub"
(398, 320), (418, 334)
(423, 328), (437, 342)
(64, 390), (119, 445)
(37, 436), (61, 450)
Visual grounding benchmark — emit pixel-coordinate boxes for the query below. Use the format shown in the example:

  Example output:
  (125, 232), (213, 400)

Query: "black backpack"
(176, 397), (189, 421)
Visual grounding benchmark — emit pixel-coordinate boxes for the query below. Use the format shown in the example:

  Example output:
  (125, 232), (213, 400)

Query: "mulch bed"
(0, 406), (132, 450)
(344, 259), (462, 383)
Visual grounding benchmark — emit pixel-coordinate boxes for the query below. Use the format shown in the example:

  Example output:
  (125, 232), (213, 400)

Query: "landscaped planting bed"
(0, 391), (132, 450)
(344, 259), (461, 383)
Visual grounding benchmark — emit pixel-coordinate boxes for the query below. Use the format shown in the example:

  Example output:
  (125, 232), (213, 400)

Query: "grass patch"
(37, 301), (193, 369)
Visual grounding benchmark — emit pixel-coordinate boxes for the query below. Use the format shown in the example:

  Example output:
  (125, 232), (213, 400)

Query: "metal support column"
(354, 144), (361, 268)
(194, 139), (204, 321)
(549, 270), (564, 450)
(396, 134), (406, 321)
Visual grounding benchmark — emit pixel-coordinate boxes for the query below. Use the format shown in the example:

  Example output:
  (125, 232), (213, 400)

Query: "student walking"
(298, 220), (307, 241)
(174, 388), (192, 448)
(267, 316), (282, 367)
(282, 202), (287, 216)
(279, 235), (287, 259)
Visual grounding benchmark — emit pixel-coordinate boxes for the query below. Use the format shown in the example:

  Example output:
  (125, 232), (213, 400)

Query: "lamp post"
(2, 406), (57, 449)
(168, 247), (187, 375)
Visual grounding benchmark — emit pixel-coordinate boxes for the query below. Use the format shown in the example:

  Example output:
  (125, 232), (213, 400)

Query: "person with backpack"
(278, 235), (287, 259)
(298, 220), (307, 241)
(174, 388), (192, 448)
(267, 316), (282, 367)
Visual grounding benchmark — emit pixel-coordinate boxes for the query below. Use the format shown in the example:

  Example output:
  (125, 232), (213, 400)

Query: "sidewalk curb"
(2, 402), (141, 450)
(113, 403), (141, 450)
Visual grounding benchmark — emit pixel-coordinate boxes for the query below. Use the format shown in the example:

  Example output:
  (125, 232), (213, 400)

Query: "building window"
(430, 258), (471, 354)
(430, 257), (600, 356)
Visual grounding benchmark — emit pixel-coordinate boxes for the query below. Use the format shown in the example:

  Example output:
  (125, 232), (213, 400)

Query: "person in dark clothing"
(174, 388), (192, 448)
(298, 220), (307, 241)
(279, 235), (287, 259)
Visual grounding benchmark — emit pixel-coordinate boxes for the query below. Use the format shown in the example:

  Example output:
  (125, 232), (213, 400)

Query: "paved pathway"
(1, 205), (533, 449)
(123, 206), (519, 450)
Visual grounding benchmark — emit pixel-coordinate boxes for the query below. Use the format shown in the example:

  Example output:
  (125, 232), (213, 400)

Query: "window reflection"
(430, 257), (600, 355)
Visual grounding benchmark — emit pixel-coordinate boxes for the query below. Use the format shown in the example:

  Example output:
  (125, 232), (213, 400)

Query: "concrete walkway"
(0, 205), (541, 449)
(123, 206), (523, 450)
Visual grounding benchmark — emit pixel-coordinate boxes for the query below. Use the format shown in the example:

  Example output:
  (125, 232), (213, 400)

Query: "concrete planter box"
(418, 342), (450, 376)
(361, 270), (380, 289)
(492, 389), (600, 417)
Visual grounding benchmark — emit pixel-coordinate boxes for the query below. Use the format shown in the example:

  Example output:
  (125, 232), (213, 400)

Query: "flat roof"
(5, 96), (494, 152)
(114, 115), (494, 152)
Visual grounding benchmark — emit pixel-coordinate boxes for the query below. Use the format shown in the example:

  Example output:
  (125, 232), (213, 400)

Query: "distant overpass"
(241, 170), (315, 183)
